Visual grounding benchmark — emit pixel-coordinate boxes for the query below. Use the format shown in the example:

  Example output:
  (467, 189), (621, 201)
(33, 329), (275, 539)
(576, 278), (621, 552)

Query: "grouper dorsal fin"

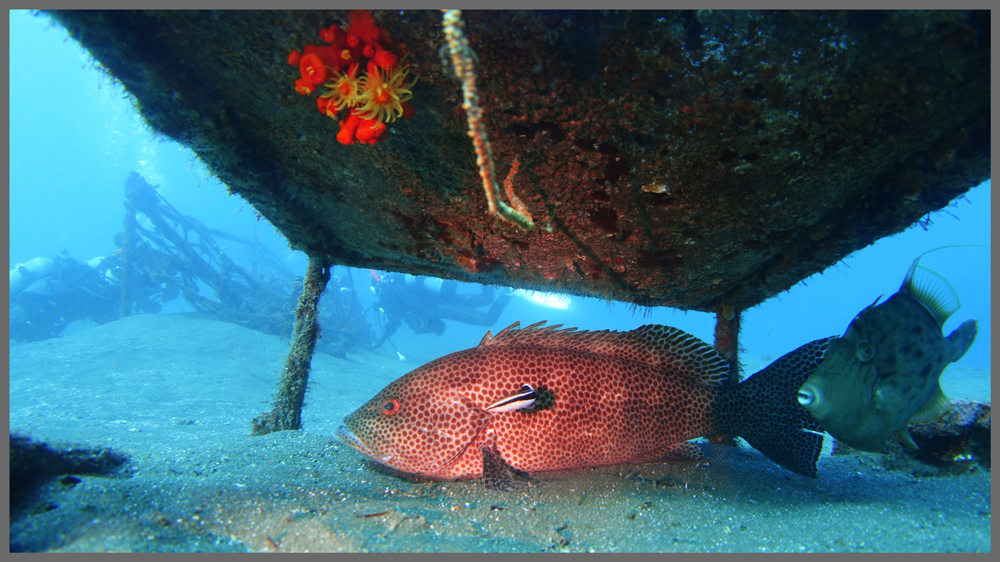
(902, 262), (960, 326)
(480, 321), (729, 386)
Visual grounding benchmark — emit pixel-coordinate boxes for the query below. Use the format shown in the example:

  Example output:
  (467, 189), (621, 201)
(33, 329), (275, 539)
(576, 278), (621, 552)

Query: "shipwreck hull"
(47, 10), (990, 313)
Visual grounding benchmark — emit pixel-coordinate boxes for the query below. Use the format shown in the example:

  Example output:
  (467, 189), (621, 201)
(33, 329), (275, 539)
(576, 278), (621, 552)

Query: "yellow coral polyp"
(321, 66), (362, 112)
(354, 63), (417, 125)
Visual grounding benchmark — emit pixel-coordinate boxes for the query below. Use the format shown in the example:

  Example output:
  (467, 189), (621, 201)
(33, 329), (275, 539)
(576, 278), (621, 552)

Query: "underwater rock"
(9, 432), (130, 511)
(900, 400), (991, 472)
(831, 400), (991, 476)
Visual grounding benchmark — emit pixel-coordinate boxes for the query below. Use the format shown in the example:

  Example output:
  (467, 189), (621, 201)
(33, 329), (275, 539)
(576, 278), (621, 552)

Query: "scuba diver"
(369, 272), (512, 351)
(9, 251), (123, 342)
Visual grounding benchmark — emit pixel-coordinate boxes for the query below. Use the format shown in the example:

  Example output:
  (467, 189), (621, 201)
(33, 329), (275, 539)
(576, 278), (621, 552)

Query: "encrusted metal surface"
(48, 10), (990, 312)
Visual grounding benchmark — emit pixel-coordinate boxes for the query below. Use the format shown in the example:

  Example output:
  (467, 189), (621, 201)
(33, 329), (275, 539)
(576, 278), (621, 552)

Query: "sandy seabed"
(9, 314), (991, 552)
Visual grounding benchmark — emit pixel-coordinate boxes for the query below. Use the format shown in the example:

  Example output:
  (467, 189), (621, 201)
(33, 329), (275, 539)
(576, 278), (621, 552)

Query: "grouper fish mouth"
(337, 415), (486, 474)
(338, 321), (834, 488)
(336, 425), (394, 465)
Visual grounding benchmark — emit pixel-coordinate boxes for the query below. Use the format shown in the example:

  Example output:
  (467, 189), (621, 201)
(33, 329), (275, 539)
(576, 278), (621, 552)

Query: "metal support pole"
(714, 305), (741, 385)
(710, 305), (741, 446)
(252, 256), (330, 435)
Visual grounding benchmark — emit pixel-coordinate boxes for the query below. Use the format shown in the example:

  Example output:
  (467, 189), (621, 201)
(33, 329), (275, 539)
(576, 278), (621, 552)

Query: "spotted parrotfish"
(797, 254), (978, 452)
(337, 321), (832, 489)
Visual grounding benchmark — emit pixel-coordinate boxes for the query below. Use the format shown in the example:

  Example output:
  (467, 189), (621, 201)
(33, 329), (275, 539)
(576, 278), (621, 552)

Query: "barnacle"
(354, 60), (417, 125)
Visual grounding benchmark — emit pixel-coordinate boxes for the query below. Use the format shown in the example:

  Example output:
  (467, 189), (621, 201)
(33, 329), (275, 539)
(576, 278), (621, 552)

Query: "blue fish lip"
(335, 425), (393, 464)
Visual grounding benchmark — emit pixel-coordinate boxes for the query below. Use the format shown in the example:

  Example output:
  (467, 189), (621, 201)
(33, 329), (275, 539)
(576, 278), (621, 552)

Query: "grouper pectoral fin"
(481, 445), (531, 492)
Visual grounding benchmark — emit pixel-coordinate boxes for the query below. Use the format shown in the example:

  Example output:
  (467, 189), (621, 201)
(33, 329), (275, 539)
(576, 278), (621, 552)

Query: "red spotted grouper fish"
(337, 321), (832, 488)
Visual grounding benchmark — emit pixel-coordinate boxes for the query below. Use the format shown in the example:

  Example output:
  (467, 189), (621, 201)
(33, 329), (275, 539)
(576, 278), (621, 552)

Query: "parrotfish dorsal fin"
(902, 262), (960, 326)
(480, 321), (729, 386)
(908, 384), (952, 425)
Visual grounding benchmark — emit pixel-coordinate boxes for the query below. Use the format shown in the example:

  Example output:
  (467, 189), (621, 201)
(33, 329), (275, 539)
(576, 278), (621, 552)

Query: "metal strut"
(252, 256), (331, 435)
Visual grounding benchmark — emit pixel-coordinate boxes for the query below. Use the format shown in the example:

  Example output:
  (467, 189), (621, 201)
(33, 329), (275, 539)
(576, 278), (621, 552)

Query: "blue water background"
(9, 10), (991, 370)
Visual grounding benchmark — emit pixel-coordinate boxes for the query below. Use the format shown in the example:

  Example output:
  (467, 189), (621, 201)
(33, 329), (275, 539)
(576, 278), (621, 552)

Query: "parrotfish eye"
(380, 398), (401, 417)
(855, 343), (875, 363)
(797, 389), (815, 406)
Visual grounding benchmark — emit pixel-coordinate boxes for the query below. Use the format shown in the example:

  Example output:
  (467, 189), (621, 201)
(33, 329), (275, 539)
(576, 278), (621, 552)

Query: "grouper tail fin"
(716, 337), (835, 478)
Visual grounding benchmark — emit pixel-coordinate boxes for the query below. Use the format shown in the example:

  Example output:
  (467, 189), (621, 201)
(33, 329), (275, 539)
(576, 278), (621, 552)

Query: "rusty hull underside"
(48, 10), (990, 313)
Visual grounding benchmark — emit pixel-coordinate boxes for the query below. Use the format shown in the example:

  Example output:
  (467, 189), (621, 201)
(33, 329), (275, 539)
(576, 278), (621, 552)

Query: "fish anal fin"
(908, 385), (952, 425)
(632, 441), (704, 464)
(903, 263), (960, 326)
(897, 428), (920, 450)
(481, 446), (530, 491)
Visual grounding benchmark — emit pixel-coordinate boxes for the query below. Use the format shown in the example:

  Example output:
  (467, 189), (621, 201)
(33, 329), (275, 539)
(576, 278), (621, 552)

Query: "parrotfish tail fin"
(947, 319), (978, 363)
(717, 337), (835, 478)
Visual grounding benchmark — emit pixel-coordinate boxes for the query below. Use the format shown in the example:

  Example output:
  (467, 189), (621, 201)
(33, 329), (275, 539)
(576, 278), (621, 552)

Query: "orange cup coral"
(320, 63), (362, 114)
(299, 53), (328, 85)
(295, 77), (316, 95)
(287, 10), (417, 146)
(354, 60), (416, 125)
